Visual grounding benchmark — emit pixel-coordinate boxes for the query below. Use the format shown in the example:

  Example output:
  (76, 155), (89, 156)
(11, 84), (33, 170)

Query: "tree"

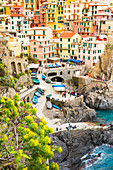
(0, 94), (62, 169)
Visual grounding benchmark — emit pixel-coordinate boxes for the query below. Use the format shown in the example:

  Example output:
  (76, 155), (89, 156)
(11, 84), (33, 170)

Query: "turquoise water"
(96, 110), (113, 123)
(81, 144), (113, 170)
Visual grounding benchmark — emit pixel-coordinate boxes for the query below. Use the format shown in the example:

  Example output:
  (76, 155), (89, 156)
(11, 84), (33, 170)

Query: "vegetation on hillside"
(0, 94), (62, 169)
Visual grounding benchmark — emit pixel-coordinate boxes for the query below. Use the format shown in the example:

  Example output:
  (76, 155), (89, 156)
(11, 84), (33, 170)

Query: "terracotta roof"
(10, 14), (26, 17)
(60, 32), (76, 38)
(13, 5), (23, 7)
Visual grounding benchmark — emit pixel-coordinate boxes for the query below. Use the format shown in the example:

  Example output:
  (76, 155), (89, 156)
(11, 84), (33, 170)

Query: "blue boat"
(33, 96), (38, 104)
(52, 104), (61, 110)
(42, 74), (46, 80)
(32, 78), (40, 84)
(34, 92), (41, 97)
(31, 72), (37, 75)
(52, 84), (65, 87)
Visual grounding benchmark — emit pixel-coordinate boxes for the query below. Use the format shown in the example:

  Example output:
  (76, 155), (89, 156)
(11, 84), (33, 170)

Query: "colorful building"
(31, 6), (47, 27)
(44, 0), (65, 30)
(59, 31), (81, 60)
(24, 0), (39, 11)
(77, 36), (107, 67)
(74, 19), (94, 38)
(93, 7), (113, 35)
(30, 39), (54, 65)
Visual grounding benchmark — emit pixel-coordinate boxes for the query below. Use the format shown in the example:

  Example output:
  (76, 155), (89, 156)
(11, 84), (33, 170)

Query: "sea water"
(96, 110), (113, 123)
(81, 144), (113, 170)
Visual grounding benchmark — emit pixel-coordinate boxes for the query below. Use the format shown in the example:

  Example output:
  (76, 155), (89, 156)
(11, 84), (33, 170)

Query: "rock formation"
(52, 128), (113, 170)
(62, 96), (96, 122)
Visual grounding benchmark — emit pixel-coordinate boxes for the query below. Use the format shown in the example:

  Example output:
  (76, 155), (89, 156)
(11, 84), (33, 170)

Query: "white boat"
(54, 87), (65, 92)
(46, 101), (52, 109)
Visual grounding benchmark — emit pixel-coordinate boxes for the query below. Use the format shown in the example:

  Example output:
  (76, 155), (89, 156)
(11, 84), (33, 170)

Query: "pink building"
(93, 7), (113, 35)
(74, 19), (94, 38)
(11, 5), (24, 14)
(30, 39), (54, 65)
(77, 36), (107, 67)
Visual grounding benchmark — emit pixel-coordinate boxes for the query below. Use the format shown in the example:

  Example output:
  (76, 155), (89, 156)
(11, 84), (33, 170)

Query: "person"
(23, 98), (26, 104)
(72, 125), (77, 129)
(69, 123), (72, 129)
(56, 127), (58, 131)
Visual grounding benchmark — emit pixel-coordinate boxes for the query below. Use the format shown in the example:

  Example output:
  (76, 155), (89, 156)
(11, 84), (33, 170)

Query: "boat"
(37, 88), (44, 94)
(33, 96), (38, 104)
(52, 104), (61, 110)
(54, 87), (65, 92)
(34, 92), (41, 97)
(46, 94), (52, 99)
(45, 78), (51, 83)
(46, 101), (52, 109)
(32, 78), (40, 84)
(52, 84), (65, 87)
(42, 74), (46, 80)
(31, 72), (37, 76)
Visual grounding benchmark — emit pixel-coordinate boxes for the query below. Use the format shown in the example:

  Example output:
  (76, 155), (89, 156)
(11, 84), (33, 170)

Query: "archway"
(51, 76), (64, 82)
(11, 62), (16, 75)
(17, 63), (22, 73)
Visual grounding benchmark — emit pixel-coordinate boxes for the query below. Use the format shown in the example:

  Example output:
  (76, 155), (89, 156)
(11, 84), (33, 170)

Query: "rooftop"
(10, 14), (26, 17)
(60, 32), (76, 38)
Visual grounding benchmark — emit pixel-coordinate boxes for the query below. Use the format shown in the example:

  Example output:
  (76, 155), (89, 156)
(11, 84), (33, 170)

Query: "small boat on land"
(33, 96), (38, 104)
(38, 85), (46, 91)
(52, 84), (65, 87)
(34, 92), (41, 97)
(46, 94), (52, 99)
(32, 78), (40, 84)
(52, 104), (61, 110)
(46, 101), (52, 109)
(37, 88), (44, 94)
(31, 72), (37, 76)
(54, 87), (65, 92)
(42, 74), (46, 80)
(45, 78), (51, 83)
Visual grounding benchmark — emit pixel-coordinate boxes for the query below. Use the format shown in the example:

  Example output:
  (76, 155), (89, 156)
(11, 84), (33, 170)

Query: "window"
(68, 50), (70, 53)
(100, 50), (101, 53)
(34, 48), (36, 51)
(83, 49), (85, 53)
(60, 50), (62, 53)
(83, 56), (85, 59)
(108, 26), (111, 29)
(49, 54), (50, 58)
(45, 41), (46, 44)
(35, 16), (36, 19)
(103, 21), (105, 24)
(33, 36), (35, 39)
(52, 53), (54, 57)
(72, 50), (74, 55)
(88, 56), (90, 60)
(88, 50), (90, 54)
(68, 44), (70, 48)
(44, 54), (46, 58)
(43, 30), (45, 35)
(78, 49), (80, 53)
(38, 36), (40, 39)
(49, 47), (50, 51)
(44, 48), (46, 53)
(68, 38), (70, 42)
(34, 30), (36, 35)
(12, 26), (14, 29)
(60, 44), (62, 48)
(12, 21), (14, 24)
(60, 38), (62, 41)
(33, 54), (37, 58)
(98, 56), (100, 59)
(11, 17), (13, 19)
(34, 42), (36, 45)
(18, 17), (20, 19)
(78, 55), (80, 58)
(94, 44), (96, 47)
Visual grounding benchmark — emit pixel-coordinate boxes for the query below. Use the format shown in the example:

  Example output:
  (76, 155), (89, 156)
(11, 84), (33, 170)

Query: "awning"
(68, 59), (83, 63)
(27, 64), (39, 69)
(47, 57), (60, 61)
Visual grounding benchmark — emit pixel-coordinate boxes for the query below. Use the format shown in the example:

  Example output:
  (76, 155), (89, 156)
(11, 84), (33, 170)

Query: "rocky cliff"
(52, 128), (113, 170)
(62, 96), (96, 122)
(85, 90), (113, 110)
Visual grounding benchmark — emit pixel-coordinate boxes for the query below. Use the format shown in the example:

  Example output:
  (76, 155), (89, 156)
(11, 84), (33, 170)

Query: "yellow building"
(53, 39), (60, 58)
(23, 43), (30, 60)
(59, 32), (81, 60)
(44, 0), (64, 30)
(8, 37), (22, 57)
(3, 5), (13, 15)
(24, 0), (39, 11)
